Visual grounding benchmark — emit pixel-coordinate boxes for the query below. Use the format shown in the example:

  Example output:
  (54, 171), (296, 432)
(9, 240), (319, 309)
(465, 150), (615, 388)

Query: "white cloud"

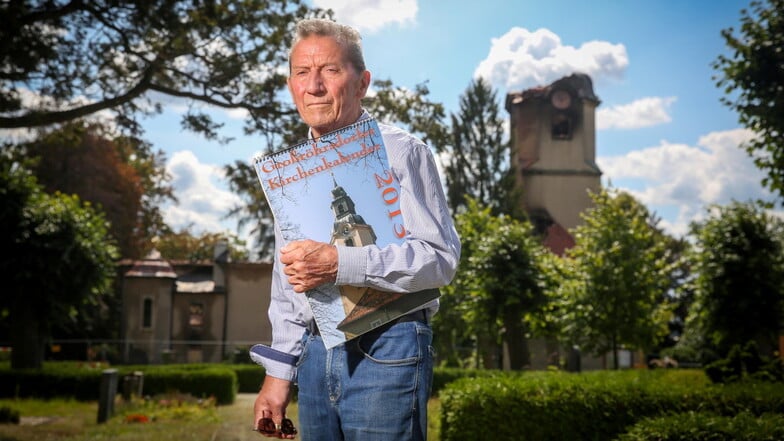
(597, 96), (677, 130)
(163, 151), (243, 234)
(313, 0), (418, 33)
(475, 27), (628, 92)
(597, 128), (778, 237)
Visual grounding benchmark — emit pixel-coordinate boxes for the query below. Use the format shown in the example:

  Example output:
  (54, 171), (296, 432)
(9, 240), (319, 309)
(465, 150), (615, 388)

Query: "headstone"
(97, 369), (118, 423)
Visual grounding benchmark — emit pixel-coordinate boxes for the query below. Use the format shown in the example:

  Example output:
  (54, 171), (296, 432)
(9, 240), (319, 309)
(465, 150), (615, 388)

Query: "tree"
(11, 122), (174, 259)
(363, 79), (449, 148)
(686, 201), (784, 360)
(439, 77), (518, 217)
(713, 0), (784, 203)
(0, 0), (326, 139)
(0, 158), (118, 368)
(436, 198), (548, 369)
(155, 228), (249, 262)
(558, 189), (673, 369)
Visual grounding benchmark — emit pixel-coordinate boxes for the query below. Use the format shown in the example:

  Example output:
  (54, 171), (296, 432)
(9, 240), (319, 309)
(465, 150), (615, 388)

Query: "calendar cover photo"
(251, 118), (438, 349)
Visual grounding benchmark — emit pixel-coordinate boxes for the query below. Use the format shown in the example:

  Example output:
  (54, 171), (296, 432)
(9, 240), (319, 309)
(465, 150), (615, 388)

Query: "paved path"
(212, 393), (258, 441)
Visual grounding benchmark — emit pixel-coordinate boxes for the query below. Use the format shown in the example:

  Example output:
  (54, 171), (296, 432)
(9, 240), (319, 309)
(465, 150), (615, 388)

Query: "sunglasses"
(256, 417), (298, 436)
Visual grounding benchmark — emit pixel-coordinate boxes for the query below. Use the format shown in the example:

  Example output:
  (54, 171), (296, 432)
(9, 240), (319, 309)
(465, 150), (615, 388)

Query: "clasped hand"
(280, 239), (338, 293)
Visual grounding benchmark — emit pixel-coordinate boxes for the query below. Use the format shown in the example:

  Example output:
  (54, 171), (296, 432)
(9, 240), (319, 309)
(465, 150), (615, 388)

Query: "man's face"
(288, 35), (370, 138)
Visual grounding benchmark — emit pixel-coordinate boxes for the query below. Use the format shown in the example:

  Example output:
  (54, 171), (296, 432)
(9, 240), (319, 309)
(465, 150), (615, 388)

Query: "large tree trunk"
(477, 334), (500, 369)
(503, 309), (530, 370)
(10, 301), (46, 369)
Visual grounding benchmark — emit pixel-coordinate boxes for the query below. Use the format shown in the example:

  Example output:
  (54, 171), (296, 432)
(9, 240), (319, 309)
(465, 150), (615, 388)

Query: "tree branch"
(0, 63), (157, 129)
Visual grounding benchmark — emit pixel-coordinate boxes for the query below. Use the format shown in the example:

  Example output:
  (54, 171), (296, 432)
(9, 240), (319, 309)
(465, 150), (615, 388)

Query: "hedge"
(618, 411), (784, 441)
(439, 369), (784, 441)
(0, 362), (238, 405)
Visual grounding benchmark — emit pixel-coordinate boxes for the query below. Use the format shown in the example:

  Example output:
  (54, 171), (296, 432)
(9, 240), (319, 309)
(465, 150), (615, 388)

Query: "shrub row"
(618, 411), (784, 441)
(439, 369), (784, 441)
(0, 362), (241, 405)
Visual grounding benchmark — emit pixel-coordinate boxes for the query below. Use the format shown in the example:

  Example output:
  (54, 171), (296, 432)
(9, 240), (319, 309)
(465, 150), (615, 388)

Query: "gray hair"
(289, 19), (366, 73)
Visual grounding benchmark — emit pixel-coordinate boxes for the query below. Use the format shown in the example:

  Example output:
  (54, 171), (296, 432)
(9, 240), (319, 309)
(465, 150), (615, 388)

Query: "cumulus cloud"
(313, 0), (417, 33)
(163, 151), (243, 234)
(597, 128), (778, 236)
(474, 27), (628, 92)
(597, 97), (677, 130)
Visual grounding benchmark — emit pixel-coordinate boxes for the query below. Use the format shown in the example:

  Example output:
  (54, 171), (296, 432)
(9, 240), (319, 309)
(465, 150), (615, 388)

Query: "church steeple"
(505, 73), (603, 255)
(329, 176), (377, 247)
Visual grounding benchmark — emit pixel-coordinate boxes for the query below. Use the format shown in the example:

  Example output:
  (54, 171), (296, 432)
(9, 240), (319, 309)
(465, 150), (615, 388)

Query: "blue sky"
(141, 0), (777, 242)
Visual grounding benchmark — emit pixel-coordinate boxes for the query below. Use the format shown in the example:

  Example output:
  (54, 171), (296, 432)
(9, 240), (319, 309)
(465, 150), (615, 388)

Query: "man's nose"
(306, 72), (325, 94)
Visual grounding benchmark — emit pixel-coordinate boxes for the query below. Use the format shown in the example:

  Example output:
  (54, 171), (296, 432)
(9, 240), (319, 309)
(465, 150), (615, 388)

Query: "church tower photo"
(328, 176), (377, 247)
(505, 73), (603, 255)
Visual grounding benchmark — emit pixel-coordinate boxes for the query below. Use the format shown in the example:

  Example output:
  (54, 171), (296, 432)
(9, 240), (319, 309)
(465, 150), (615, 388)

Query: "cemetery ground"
(0, 394), (443, 440)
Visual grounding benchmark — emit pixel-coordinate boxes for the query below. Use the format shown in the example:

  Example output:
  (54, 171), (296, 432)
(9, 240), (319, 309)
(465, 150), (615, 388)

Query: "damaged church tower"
(505, 73), (602, 255)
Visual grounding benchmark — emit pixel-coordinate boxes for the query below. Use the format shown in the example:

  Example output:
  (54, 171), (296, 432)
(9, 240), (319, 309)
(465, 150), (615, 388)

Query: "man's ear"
(358, 70), (371, 98)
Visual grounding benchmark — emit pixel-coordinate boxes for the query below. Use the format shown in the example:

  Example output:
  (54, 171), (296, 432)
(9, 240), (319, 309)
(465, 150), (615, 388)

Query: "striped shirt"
(263, 111), (461, 381)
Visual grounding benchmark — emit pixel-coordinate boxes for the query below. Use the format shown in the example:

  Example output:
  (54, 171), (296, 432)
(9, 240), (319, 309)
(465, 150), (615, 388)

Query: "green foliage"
(686, 202), (784, 359)
(230, 364), (266, 393)
(713, 0), (784, 203)
(435, 198), (550, 369)
(9, 122), (175, 260)
(556, 188), (675, 367)
(0, 0), (328, 140)
(132, 365), (237, 405)
(363, 79), (449, 149)
(155, 228), (248, 262)
(439, 77), (518, 217)
(0, 158), (119, 368)
(704, 341), (784, 384)
(0, 362), (239, 405)
(0, 405), (20, 424)
(619, 411), (784, 441)
(440, 369), (784, 441)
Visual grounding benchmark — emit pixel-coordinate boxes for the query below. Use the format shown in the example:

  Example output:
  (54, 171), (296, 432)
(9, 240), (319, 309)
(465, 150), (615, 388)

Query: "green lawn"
(0, 395), (440, 440)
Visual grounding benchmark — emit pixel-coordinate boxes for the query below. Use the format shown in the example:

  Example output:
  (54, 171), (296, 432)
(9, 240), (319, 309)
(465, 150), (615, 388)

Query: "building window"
(142, 297), (153, 329)
(551, 113), (573, 140)
(189, 303), (204, 327)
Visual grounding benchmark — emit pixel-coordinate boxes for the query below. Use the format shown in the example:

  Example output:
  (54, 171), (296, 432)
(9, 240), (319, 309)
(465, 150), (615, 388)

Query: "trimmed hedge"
(618, 411), (784, 440)
(125, 365), (237, 405)
(0, 362), (238, 405)
(439, 369), (784, 441)
(230, 364), (265, 393)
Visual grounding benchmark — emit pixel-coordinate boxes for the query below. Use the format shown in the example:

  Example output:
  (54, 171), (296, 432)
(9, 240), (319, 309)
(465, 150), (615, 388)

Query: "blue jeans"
(296, 321), (434, 441)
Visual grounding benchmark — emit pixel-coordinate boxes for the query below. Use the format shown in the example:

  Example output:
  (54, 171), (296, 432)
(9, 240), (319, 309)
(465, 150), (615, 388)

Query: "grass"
(0, 395), (437, 440)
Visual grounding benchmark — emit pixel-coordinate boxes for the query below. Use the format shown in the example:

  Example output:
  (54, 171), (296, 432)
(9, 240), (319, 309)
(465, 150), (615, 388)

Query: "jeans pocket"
(357, 322), (431, 366)
(295, 332), (314, 368)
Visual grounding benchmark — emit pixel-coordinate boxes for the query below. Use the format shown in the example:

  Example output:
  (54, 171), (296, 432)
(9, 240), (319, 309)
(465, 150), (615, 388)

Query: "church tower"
(328, 177), (377, 316)
(329, 177), (377, 247)
(505, 73), (602, 255)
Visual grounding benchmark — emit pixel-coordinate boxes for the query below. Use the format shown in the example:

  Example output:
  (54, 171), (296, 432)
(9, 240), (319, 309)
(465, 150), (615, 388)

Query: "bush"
(230, 364), (265, 393)
(618, 411), (784, 440)
(122, 365), (237, 405)
(439, 369), (784, 441)
(0, 362), (238, 405)
(705, 342), (784, 384)
(0, 405), (20, 424)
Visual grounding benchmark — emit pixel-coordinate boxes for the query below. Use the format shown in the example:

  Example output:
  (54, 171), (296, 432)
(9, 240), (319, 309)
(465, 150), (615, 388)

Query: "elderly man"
(253, 18), (460, 440)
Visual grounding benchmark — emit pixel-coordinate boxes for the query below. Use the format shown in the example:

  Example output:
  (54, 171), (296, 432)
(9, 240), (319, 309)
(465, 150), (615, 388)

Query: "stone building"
(118, 244), (273, 364)
(504, 73), (637, 370)
(505, 73), (602, 256)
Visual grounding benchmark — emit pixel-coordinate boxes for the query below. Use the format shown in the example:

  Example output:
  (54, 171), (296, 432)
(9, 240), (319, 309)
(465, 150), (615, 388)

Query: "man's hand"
(280, 239), (338, 292)
(254, 376), (296, 439)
